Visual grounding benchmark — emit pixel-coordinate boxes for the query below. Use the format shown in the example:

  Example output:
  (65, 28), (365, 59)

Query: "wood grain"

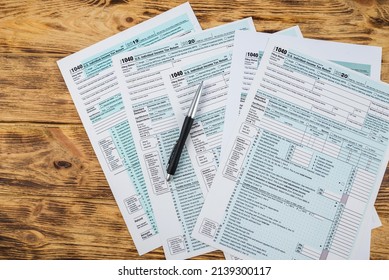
(1, 0), (389, 259)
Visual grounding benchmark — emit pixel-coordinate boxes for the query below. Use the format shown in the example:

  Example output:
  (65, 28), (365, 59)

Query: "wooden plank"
(0, 197), (138, 259)
(0, 55), (80, 123)
(371, 217), (389, 260)
(0, 0), (389, 56)
(0, 0), (148, 55)
(0, 196), (222, 259)
(0, 125), (109, 199)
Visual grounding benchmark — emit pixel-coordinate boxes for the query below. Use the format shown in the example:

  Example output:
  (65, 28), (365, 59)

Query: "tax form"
(193, 36), (389, 259)
(220, 31), (383, 259)
(56, 2), (201, 255)
(112, 18), (255, 259)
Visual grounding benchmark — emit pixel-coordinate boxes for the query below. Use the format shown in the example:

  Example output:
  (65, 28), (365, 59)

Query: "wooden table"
(1, 0), (388, 260)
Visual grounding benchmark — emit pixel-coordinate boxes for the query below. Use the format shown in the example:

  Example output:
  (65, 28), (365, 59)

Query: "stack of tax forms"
(57, 2), (388, 260)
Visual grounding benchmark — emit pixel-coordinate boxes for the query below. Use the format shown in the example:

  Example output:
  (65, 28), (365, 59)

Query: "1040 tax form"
(221, 31), (383, 259)
(112, 18), (255, 259)
(57, 2), (201, 255)
(193, 36), (389, 259)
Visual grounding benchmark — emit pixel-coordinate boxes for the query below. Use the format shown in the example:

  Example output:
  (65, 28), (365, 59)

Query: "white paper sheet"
(112, 18), (255, 259)
(221, 31), (383, 259)
(193, 36), (389, 259)
(57, 2), (201, 255)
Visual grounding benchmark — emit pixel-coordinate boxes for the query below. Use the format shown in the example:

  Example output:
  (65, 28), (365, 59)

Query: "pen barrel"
(167, 116), (194, 175)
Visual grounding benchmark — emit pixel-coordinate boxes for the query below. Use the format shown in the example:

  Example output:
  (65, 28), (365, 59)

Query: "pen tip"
(166, 174), (172, 181)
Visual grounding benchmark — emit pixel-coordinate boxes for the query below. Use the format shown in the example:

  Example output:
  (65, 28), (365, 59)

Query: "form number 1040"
(274, 46), (288, 55)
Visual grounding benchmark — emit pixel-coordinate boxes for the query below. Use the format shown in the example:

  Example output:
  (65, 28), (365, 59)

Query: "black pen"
(166, 81), (204, 181)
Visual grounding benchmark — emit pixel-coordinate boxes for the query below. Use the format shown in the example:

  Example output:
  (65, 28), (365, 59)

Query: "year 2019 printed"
(210, 266), (271, 276)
